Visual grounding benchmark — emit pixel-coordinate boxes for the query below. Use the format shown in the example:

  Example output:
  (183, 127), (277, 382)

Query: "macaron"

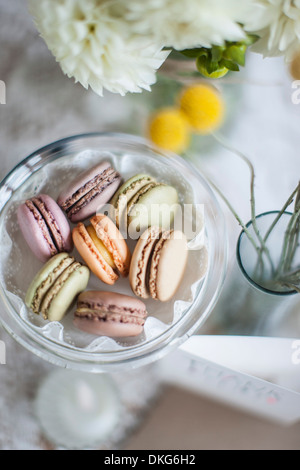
(25, 253), (90, 322)
(110, 174), (155, 228)
(72, 214), (131, 285)
(130, 226), (188, 302)
(74, 291), (147, 338)
(17, 194), (73, 263)
(57, 161), (122, 223)
(110, 173), (178, 235)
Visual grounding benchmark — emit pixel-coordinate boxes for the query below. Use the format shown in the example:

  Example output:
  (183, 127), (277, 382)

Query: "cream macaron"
(129, 226), (188, 302)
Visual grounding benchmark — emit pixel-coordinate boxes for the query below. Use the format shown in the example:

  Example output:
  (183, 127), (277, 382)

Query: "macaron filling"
(91, 215), (131, 277)
(134, 226), (162, 298)
(149, 231), (172, 300)
(126, 182), (158, 223)
(75, 305), (146, 326)
(25, 199), (58, 256)
(86, 225), (116, 269)
(31, 197), (65, 252)
(40, 261), (82, 319)
(75, 223), (118, 282)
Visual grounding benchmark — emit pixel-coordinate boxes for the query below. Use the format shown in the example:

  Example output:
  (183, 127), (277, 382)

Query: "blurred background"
(0, 0), (300, 450)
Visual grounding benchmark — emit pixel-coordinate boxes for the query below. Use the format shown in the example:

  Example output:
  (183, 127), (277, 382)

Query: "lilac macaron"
(17, 194), (73, 263)
(74, 291), (148, 338)
(57, 161), (122, 223)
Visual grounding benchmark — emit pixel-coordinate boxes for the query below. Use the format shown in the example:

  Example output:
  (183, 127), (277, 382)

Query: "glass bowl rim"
(0, 132), (228, 372)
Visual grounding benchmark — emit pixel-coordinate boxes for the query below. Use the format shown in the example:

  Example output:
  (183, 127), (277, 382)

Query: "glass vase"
(210, 211), (299, 337)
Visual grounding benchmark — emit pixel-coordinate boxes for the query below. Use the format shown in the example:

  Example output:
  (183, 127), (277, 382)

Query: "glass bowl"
(0, 133), (227, 372)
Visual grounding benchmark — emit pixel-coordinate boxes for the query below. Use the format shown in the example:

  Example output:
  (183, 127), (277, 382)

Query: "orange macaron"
(72, 214), (131, 285)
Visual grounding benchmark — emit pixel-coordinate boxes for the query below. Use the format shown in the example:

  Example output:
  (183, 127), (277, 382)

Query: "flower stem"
(203, 173), (264, 262)
(263, 185), (299, 243)
(277, 206), (300, 276)
(187, 135), (300, 292)
(212, 133), (275, 273)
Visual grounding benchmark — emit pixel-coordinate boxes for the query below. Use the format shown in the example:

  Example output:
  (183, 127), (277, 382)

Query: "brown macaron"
(74, 291), (147, 338)
(129, 226), (188, 302)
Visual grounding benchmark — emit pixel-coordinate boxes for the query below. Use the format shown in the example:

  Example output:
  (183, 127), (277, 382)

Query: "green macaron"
(25, 253), (90, 322)
(128, 183), (178, 235)
(110, 174), (178, 234)
(110, 174), (155, 228)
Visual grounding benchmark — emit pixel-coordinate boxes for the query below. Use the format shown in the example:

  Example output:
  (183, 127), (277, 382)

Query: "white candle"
(35, 369), (121, 449)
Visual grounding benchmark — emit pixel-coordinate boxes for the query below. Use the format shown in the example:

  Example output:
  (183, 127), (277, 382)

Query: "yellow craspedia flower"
(179, 83), (225, 135)
(149, 108), (190, 154)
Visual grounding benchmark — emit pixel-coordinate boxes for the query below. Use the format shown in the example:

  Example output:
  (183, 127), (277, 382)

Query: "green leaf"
(207, 60), (221, 74)
(180, 48), (207, 59)
(196, 55), (229, 78)
(224, 45), (246, 66)
(211, 46), (225, 63)
(196, 55), (209, 73)
(220, 59), (240, 72)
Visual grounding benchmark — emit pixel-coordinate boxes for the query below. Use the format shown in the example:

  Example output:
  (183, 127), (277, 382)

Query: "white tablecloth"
(0, 0), (299, 450)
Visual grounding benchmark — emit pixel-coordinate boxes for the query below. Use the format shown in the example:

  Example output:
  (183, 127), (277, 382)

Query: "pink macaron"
(74, 291), (148, 338)
(57, 161), (122, 223)
(17, 194), (73, 263)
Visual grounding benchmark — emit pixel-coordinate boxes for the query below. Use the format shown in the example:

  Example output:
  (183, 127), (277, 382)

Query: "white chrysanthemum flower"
(28, 0), (169, 96)
(121, 0), (253, 50)
(244, 0), (300, 61)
